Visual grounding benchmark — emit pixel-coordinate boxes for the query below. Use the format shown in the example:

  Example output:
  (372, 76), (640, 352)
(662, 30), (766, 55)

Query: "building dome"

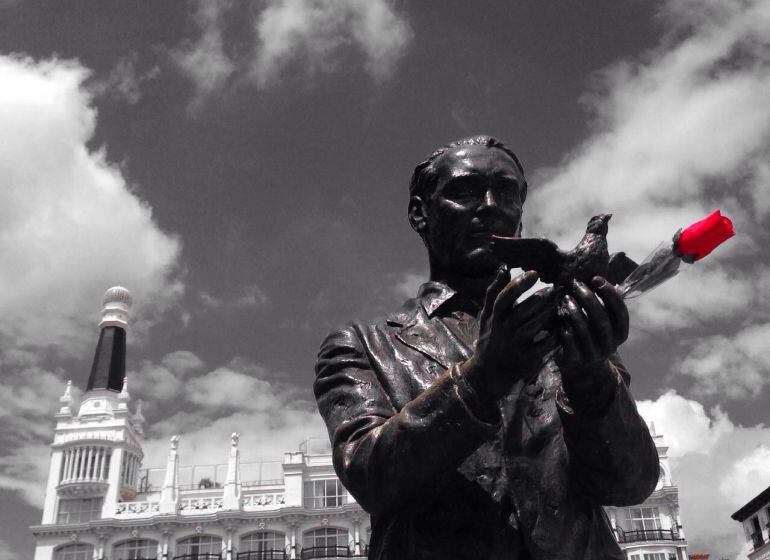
(100, 286), (132, 329)
(103, 286), (133, 308)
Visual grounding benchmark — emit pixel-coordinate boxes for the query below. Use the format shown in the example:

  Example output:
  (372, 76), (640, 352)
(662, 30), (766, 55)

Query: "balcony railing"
(300, 546), (352, 559)
(172, 554), (222, 560)
(751, 530), (766, 549)
(617, 528), (681, 543)
(236, 551), (286, 560)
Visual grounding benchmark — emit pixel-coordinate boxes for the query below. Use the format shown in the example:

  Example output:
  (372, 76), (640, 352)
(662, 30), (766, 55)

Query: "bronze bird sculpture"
(490, 214), (638, 293)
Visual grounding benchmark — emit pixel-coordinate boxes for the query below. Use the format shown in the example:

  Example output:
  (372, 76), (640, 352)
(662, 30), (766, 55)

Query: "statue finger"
(557, 322), (581, 372)
(480, 265), (511, 329)
(492, 270), (539, 328)
(561, 295), (602, 365)
(509, 305), (555, 345)
(506, 286), (556, 331)
(572, 279), (614, 356)
(591, 276), (630, 345)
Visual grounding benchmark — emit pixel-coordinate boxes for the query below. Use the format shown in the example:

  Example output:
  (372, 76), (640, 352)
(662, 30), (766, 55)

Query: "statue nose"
(479, 189), (497, 209)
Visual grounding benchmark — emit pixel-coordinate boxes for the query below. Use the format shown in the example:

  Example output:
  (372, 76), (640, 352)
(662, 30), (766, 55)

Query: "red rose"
(676, 210), (735, 261)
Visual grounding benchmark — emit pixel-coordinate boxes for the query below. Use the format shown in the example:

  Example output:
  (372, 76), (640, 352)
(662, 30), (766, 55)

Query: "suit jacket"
(314, 281), (659, 560)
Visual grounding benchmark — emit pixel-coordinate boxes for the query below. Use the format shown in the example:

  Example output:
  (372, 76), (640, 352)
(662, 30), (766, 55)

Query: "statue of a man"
(314, 136), (658, 559)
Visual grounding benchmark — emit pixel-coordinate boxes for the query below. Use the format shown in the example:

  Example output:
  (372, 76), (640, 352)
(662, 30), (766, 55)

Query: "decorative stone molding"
(242, 493), (285, 511)
(180, 497), (223, 513)
(115, 502), (160, 517)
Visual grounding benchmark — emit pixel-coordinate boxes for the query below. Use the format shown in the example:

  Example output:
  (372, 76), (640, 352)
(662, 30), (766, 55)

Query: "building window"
(303, 479), (347, 508)
(54, 544), (94, 560)
(175, 535), (223, 558)
(239, 532), (285, 559)
(750, 516), (766, 548)
(625, 506), (662, 531)
(629, 554), (667, 560)
(302, 528), (348, 558)
(56, 497), (103, 524)
(114, 539), (159, 559)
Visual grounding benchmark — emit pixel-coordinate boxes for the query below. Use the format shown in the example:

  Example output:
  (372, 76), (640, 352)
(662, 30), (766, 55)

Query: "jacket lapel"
(394, 306), (469, 369)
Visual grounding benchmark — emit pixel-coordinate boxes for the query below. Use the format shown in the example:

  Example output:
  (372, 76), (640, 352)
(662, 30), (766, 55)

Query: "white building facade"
(31, 287), (687, 560)
(607, 423), (689, 560)
(731, 485), (770, 560)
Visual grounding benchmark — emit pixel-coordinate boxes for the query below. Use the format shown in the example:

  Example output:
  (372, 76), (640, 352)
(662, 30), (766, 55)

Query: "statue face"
(422, 145), (525, 277)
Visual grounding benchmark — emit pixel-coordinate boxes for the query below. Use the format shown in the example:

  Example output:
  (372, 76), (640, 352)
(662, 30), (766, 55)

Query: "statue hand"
(556, 276), (629, 414)
(463, 267), (557, 403)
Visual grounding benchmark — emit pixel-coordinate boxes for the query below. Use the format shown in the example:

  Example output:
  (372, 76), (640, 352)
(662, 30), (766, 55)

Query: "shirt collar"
(416, 281), (457, 317)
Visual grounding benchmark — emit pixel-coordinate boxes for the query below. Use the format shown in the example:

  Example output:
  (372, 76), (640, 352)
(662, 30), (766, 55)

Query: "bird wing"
(606, 251), (639, 285)
(490, 236), (563, 284)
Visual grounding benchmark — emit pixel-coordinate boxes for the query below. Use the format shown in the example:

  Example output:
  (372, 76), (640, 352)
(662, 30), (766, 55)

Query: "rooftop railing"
(138, 461), (284, 493)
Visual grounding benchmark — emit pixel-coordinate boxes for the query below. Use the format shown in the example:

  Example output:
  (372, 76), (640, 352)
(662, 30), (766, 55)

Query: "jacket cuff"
(448, 363), (502, 428)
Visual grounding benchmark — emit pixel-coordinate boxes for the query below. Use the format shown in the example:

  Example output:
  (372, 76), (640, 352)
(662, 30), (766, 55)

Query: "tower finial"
(87, 287), (131, 392)
(57, 380), (75, 417)
(100, 286), (132, 329)
(60, 380), (73, 403)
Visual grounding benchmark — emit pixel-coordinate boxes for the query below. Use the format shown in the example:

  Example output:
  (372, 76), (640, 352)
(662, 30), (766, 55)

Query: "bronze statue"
(314, 136), (658, 559)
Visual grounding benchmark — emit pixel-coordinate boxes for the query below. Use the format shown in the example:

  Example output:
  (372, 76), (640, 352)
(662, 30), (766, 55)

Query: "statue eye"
(444, 180), (484, 202)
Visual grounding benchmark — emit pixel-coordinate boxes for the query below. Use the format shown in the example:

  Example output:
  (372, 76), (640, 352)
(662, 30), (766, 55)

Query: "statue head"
(408, 135), (528, 278)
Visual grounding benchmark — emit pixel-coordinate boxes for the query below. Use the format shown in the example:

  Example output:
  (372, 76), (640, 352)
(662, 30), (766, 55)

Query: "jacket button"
(525, 385), (544, 397)
(528, 404), (545, 417)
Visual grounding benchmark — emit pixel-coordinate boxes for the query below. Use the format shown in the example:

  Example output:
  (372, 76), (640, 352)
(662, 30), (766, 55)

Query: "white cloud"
(88, 51), (160, 105)
(0, 538), (23, 560)
(390, 271), (426, 299)
(252, 0), (412, 87)
(678, 323), (770, 399)
(527, 0), (770, 332)
(171, 0), (236, 104)
(173, 0), (412, 103)
(132, 353), (326, 477)
(0, 54), (182, 505)
(0, 54), (183, 353)
(198, 284), (271, 310)
(637, 391), (770, 556)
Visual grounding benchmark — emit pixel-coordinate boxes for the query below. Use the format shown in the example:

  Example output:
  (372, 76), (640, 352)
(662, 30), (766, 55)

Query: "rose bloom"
(676, 210), (735, 261)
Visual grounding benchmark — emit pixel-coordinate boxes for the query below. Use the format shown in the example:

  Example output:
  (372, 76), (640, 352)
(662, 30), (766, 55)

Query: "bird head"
(586, 213), (612, 235)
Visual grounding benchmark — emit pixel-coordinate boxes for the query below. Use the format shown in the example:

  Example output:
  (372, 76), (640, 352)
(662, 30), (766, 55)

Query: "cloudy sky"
(0, 0), (768, 557)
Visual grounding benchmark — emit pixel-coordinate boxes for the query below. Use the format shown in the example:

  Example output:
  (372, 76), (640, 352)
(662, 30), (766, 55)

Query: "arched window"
(238, 531), (286, 559)
(54, 544), (94, 560)
(301, 528), (348, 559)
(113, 539), (159, 559)
(175, 535), (223, 559)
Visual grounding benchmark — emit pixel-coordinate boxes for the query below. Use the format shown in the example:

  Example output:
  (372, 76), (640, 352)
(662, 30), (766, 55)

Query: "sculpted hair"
(408, 135), (528, 202)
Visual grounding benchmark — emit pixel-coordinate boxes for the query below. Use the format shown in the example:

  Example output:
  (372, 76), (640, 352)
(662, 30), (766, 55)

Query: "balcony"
(172, 554), (222, 560)
(236, 551), (286, 560)
(299, 545), (368, 559)
(751, 530), (766, 550)
(617, 528), (682, 543)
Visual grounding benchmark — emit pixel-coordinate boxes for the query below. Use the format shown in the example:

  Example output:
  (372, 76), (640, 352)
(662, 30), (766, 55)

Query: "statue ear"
(408, 196), (428, 234)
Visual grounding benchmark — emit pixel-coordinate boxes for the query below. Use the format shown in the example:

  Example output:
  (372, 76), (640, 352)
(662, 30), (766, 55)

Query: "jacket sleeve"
(556, 354), (659, 506)
(314, 323), (499, 516)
